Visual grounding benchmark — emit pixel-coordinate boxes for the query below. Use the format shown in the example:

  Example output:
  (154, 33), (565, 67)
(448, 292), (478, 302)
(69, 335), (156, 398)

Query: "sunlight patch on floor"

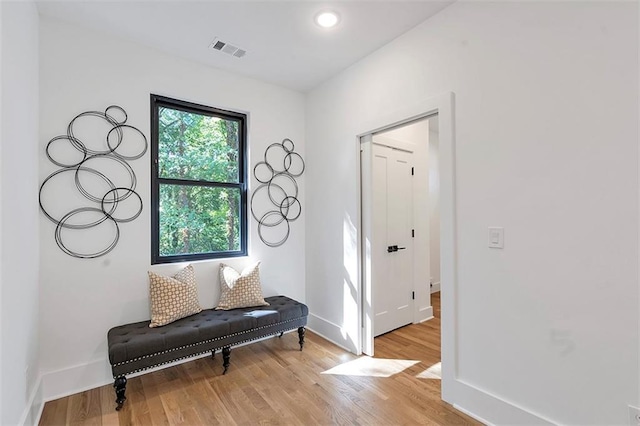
(416, 362), (441, 379)
(322, 357), (419, 378)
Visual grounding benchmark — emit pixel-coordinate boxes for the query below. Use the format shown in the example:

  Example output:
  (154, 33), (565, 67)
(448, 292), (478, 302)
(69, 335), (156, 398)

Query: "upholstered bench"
(107, 295), (308, 410)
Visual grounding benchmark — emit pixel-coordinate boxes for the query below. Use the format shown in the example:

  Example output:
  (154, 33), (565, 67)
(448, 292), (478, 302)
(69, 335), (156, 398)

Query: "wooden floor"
(40, 292), (480, 425)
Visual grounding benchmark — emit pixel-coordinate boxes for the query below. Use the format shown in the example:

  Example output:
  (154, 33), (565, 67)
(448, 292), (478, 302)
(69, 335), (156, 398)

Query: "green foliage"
(158, 108), (238, 182)
(158, 107), (241, 256)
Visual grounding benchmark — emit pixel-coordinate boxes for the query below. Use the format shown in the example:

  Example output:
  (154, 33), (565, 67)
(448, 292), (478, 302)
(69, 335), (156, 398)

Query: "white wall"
(428, 124), (440, 291)
(1, 1), (41, 424)
(305, 2), (638, 425)
(39, 17), (305, 400)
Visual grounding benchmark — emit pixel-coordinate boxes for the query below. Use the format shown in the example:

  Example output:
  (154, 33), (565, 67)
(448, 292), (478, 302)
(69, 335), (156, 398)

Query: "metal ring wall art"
(40, 105), (147, 258)
(251, 138), (305, 247)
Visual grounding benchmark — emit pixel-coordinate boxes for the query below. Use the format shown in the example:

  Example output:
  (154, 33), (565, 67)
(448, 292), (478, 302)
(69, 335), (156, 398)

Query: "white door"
(372, 144), (414, 336)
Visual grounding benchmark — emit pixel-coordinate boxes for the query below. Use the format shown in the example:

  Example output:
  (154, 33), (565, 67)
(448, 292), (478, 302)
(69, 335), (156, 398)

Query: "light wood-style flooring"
(40, 292), (479, 425)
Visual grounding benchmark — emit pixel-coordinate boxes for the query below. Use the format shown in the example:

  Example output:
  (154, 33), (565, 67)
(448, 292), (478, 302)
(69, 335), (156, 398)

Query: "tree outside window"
(151, 95), (247, 264)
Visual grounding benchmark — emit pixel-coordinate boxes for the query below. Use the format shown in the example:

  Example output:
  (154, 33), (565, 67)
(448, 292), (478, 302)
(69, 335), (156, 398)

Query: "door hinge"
(412, 229), (415, 238)
(411, 167), (414, 176)
(412, 291), (415, 300)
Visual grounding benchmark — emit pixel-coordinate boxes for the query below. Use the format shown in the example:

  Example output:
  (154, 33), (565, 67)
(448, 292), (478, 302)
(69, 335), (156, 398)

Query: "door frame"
(355, 92), (456, 402)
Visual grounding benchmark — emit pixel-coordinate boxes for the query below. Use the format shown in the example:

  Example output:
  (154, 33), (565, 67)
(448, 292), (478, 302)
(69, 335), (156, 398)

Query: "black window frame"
(150, 94), (248, 264)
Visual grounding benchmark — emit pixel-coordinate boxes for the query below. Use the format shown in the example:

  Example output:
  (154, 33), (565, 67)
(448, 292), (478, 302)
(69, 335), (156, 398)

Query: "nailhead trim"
(111, 318), (305, 377)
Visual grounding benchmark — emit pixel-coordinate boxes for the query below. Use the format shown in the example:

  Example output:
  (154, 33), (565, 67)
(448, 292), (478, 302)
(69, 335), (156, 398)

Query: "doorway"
(355, 92), (455, 403)
(371, 115), (442, 386)
(361, 114), (440, 346)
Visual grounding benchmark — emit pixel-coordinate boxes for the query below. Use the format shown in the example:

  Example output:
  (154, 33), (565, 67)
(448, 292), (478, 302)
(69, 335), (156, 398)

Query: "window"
(151, 95), (247, 264)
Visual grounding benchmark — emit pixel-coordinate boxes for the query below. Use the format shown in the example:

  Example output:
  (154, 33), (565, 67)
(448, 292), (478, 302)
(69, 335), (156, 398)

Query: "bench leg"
(278, 332), (284, 338)
(298, 327), (305, 351)
(114, 376), (127, 411)
(222, 347), (231, 374)
(211, 349), (216, 359)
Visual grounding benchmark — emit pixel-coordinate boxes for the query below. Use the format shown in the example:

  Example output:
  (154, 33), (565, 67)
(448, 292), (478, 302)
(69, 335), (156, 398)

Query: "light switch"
(488, 227), (504, 249)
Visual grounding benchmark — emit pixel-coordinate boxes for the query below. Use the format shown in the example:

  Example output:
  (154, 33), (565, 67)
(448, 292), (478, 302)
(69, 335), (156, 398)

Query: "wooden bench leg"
(298, 327), (305, 351)
(114, 376), (127, 411)
(222, 347), (231, 374)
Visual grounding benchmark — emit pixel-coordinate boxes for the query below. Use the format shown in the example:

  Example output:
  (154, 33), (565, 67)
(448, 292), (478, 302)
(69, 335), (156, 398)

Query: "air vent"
(212, 40), (225, 50)
(221, 44), (238, 54)
(209, 38), (247, 59)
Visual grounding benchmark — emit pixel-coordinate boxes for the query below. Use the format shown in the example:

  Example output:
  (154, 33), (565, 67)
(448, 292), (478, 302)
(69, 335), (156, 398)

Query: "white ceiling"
(36, 1), (453, 92)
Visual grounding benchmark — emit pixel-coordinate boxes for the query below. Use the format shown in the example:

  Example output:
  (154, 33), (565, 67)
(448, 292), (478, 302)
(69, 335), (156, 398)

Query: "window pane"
(158, 107), (240, 183)
(159, 184), (241, 256)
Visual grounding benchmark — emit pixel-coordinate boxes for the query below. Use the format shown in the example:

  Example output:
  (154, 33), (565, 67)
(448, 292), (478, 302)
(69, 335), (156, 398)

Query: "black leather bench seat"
(108, 295), (308, 378)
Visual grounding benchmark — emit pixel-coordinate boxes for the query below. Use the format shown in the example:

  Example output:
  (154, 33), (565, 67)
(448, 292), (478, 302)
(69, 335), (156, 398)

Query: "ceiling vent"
(209, 38), (247, 59)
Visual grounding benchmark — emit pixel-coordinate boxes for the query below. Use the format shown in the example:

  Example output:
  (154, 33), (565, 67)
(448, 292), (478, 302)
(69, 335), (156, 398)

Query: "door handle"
(387, 245), (406, 253)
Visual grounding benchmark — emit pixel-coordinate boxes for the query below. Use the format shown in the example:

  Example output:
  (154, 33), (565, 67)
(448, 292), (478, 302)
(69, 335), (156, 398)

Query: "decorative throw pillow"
(216, 262), (269, 310)
(148, 264), (202, 327)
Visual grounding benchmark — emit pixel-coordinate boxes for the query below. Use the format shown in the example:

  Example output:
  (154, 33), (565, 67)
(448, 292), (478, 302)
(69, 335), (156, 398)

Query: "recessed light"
(315, 11), (340, 28)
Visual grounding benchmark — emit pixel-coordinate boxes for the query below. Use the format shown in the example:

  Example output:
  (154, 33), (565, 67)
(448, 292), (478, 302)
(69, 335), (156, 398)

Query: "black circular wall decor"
(251, 138), (304, 247)
(40, 105), (147, 258)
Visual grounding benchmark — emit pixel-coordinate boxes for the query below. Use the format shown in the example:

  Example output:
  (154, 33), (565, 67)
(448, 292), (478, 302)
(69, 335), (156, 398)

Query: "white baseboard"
(19, 375), (43, 426)
(430, 282), (441, 293)
(419, 315), (435, 323)
(452, 379), (555, 425)
(307, 313), (357, 353)
(41, 358), (113, 403)
(417, 305), (433, 323)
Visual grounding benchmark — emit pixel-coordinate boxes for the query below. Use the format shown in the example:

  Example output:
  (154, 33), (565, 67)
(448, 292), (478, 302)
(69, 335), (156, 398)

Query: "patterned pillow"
(148, 264), (202, 327)
(216, 262), (269, 310)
